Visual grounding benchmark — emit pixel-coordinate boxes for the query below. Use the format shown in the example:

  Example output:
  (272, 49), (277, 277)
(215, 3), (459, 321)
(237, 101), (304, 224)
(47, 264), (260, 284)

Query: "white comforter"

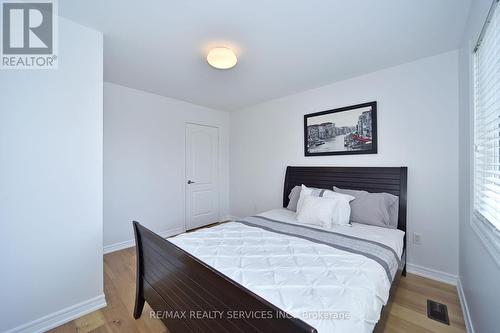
(168, 208), (404, 333)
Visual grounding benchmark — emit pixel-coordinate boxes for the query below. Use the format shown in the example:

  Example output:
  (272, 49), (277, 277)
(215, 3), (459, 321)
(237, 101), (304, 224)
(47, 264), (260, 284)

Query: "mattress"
(168, 208), (405, 333)
(259, 208), (405, 258)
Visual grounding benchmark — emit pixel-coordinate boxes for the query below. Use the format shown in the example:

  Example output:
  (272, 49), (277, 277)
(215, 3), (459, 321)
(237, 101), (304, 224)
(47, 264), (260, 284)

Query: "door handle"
(187, 180), (195, 184)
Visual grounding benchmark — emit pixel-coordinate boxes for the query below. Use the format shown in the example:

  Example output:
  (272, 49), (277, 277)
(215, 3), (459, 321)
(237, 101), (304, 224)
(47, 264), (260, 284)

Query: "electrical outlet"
(413, 232), (422, 245)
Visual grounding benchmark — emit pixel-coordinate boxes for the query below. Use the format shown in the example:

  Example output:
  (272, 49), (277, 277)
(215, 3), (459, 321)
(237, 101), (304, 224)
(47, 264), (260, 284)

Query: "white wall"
(0, 18), (104, 332)
(103, 83), (230, 249)
(458, 1), (500, 332)
(230, 51), (459, 277)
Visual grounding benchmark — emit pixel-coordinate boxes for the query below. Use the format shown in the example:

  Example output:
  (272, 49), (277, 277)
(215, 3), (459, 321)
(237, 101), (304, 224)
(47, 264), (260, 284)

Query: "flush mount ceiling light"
(206, 47), (237, 69)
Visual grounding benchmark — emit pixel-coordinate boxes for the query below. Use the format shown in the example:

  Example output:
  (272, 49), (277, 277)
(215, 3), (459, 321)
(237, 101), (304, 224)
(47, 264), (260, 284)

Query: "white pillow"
(322, 190), (355, 202)
(296, 185), (314, 213)
(296, 184), (355, 213)
(297, 195), (352, 228)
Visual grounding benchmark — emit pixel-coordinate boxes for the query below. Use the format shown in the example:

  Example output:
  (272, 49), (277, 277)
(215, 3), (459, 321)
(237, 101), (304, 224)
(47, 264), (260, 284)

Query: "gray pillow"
(287, 186), (302, 211)
(333, 186), (399, 229)
(287, 185), (329, 211)
(332, 187), (368, 198)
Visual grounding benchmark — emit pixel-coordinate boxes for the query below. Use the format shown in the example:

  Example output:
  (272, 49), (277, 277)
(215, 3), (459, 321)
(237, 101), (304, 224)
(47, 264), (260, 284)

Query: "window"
(474, 0), (500, 231)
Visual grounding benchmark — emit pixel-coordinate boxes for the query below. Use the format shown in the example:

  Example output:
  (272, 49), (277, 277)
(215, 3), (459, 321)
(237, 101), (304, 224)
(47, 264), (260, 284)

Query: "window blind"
(474, 0), (500, 230)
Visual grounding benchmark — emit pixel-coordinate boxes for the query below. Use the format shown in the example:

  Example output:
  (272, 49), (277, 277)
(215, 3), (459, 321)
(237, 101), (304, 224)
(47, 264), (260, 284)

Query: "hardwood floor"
(49, 248), (466, 333)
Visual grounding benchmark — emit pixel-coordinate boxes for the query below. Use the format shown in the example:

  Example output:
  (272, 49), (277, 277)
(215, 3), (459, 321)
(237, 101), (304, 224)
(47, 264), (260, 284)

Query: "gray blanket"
(236, 215), (401, 282)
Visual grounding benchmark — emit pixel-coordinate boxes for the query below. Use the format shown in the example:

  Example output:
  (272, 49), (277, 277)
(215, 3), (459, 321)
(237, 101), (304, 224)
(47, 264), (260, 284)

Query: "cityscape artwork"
(304, 101), (377, 156)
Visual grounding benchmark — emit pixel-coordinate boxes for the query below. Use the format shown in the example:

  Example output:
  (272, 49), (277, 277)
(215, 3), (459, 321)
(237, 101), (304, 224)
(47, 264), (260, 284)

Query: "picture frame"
(304, 101), (377, 156)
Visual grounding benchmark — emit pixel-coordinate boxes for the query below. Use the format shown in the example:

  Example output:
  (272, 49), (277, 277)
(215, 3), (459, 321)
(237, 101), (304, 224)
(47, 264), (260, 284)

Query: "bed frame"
(133, 166), (407, 332)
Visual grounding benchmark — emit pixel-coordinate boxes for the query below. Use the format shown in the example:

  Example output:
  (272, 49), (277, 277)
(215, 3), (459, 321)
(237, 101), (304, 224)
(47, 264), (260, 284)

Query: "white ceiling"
(60, 0), (472, 111)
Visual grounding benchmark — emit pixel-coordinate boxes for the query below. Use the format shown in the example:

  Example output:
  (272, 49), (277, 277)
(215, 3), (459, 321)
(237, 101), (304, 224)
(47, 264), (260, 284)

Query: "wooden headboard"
(282, 166), (407, 234)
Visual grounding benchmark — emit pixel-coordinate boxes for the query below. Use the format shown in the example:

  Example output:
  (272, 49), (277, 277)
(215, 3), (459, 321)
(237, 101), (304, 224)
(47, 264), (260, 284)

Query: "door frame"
(184, 121), (221, 231)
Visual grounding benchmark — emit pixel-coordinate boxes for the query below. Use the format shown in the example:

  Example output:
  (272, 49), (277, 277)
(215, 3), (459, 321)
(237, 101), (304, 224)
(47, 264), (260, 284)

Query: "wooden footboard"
(132, 221), (317, 333)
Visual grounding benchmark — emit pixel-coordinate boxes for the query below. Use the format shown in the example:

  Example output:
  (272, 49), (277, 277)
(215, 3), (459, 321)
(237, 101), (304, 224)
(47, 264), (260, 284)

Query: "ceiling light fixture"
(206, 47), (237, 69)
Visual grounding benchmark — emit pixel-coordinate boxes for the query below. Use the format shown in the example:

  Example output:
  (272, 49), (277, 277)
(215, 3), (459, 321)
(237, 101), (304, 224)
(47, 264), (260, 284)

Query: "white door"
(185, 123), (220, 230)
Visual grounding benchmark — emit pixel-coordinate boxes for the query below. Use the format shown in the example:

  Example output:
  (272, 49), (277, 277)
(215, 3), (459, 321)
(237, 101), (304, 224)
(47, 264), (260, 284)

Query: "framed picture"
(304, 101), (377, 156)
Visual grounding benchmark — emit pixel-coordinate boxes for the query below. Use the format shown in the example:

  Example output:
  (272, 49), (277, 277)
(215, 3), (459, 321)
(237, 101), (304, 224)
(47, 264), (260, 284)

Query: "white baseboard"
(457, 277), (475, 333)
(406, 263), (458, 285)
(5, 294), (106, 333)
(103, 226), (185, 254)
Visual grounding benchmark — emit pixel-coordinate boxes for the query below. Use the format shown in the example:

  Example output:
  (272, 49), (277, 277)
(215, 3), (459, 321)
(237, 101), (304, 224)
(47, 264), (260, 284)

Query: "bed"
(132, 166), (407, 333)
